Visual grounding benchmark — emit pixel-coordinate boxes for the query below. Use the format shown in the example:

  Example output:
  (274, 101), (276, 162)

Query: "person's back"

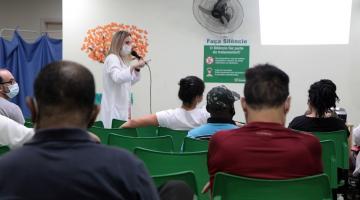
(0, 61), (159, 200)
(208, 122), (321, 180)
(207, 64), (322, 191)
(289, 79), (349, 136)
(0, 130), (158, 199)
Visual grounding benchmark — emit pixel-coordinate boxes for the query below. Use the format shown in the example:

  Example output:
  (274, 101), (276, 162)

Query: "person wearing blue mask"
(0, 69), (24, 124)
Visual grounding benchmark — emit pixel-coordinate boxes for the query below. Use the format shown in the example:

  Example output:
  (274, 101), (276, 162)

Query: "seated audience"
(187, 85), (239, 140)
(206, 64), (323, 192)
(0, 68), (25, 124)
(122, 76), (209, 130)
(0, 61), (161, 199)
(288, 79), (349, 136)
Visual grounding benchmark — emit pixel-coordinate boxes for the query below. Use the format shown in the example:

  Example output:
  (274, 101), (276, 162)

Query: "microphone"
(131, 50), (149, 67)
(131, 50), (142, 60)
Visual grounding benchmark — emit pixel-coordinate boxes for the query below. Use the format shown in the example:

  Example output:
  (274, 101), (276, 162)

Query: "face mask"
(6, 83), (19, 99)
(121, 44), (132, 55)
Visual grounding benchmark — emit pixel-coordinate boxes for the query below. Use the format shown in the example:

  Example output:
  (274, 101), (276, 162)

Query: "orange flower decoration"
(81, 22), (149, 63)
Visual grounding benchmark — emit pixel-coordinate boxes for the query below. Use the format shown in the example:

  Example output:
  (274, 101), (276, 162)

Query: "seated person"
(288, 79), (349, 136)
(0, 115), (33, 149)
(0, 115), (100, 149)
(0, 68), (25, 124)
(187, 85), (239, 140)
(352, 125), (360, 176)
(122, 76), (209, 130)
(0, 61), (160, 199)
(206, 64), (322, 192)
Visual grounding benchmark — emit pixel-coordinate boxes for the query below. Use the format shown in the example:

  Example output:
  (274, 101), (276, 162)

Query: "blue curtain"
(0, 31), (62, 118)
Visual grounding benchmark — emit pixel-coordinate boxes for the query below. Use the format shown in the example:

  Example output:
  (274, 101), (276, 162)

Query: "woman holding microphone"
(100, 31), (147, 128)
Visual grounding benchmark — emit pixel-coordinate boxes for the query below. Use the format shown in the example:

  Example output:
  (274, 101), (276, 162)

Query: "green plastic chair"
(212, 172), (331, 200)
(92, 121), (104, 128)
(320, 140), (337, 189)
(157, 127), (187, 152)
(111, 119), (127, 128)
(312, 130), (349, 170)
(0, 146), (10, 156)
(134, 147), (209, 200)
(152, 171), (198, 196)
(108, 134), (174, 152)
(136, 126), (158, 137)
(182, 137), (209, 152)
(24, 121), (34, 128)
(88, 127), (138, 144)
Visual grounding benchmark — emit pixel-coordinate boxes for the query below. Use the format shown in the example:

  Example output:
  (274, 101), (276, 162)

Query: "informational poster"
(204, 38), (249, 83)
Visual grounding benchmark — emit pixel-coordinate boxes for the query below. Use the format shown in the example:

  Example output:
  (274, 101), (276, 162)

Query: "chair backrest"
(0, 146), (10, 156)
(92, 121), (104, 128)
(312, 130), (349, 169)
(111, 119), (126, 128)
(320, 140), (337, 189)
(136, 126), (158, 137)
(108, 134), (174, 152)
(182, 137), (209, 152)
(152, 171), (198, 196)
(134, 147), (209, 200)
(88, 127), (138, 144)
(212, 172), (331, 200)
(157, 127), (187, 152)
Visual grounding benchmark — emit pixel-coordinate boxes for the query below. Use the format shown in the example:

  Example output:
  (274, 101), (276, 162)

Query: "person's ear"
(26, 96), (38, 124)
(87, 105), (100, 128)
(284, 96), (291, 114)
(240, 97), (247, 113)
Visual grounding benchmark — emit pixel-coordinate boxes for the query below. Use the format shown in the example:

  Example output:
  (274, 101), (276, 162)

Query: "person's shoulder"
(212, 127), (240, 141)
(288, 115), (308, 129)
(188, 124), (209, 137)
(287, 128), (320, 143)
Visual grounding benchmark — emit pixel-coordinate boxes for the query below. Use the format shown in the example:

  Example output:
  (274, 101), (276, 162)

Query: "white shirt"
(100, 54), (140, 128)
(156, 107), (210, 131)
(0, 115), (34, 149)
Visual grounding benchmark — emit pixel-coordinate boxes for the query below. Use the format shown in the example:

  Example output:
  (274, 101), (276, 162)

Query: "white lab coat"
(100, 54), (140, 128)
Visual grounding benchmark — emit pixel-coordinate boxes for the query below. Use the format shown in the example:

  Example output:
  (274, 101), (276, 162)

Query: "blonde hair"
(108, 31), (131, 62)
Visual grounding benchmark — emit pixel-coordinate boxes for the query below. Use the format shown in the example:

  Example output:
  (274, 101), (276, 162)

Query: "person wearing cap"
(0, 69), (24, 124)
(187, 85), (239, 140)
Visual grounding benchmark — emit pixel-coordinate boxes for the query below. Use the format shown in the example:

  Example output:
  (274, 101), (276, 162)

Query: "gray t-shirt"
(0, 97), (25, 124)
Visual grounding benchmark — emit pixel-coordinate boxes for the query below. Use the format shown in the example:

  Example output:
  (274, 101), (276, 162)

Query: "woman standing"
(100, 31), (146, 128)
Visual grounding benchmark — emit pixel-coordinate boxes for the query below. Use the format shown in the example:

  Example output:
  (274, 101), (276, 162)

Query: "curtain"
(0, 31), (62, 118)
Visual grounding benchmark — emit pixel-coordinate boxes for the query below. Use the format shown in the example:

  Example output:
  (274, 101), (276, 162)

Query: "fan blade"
(198, 5), (212, 16)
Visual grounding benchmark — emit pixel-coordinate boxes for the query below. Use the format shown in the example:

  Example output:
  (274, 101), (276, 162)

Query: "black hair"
(178, 76), (205, 105)
(308, 79), (339, 117)
(244, 63), (289, 109)
(34, 60), (95, 118)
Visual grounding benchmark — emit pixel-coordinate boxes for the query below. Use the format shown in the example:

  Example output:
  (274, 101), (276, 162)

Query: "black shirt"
(0, 128), (159, 200)
(288, 115), (350, 137)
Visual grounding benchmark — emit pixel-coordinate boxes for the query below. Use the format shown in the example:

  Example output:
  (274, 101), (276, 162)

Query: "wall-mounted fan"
(193, 0), (244, 34)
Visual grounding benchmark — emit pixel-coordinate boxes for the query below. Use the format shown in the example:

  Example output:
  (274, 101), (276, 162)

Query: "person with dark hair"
(0, 68), (24, 124)
(0, 61), (160, 199)
(289, 79), (349, 135)
(187, 85), (239, 140)
(122, 76), (209, 130)
(205, 64), (322, 193)
(100, 30), (148, 128)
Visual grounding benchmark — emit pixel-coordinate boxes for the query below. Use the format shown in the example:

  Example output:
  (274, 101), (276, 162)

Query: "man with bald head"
(0, 69), (24, 124)
(0, 61), (159, 199)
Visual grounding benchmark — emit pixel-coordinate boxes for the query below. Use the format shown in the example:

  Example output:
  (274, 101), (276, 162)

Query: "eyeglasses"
(0, 79), (16, 85)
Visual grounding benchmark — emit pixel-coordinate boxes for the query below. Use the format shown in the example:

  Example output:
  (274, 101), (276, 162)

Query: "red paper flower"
(81, 22), (149, 63)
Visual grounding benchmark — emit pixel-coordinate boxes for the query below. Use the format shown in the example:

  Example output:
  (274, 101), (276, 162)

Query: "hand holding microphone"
(131, 50), (151, 71)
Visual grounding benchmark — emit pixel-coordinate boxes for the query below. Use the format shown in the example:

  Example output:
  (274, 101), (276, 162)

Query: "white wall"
(0, 0), (62, 41)
(63, 0), (360, 126)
